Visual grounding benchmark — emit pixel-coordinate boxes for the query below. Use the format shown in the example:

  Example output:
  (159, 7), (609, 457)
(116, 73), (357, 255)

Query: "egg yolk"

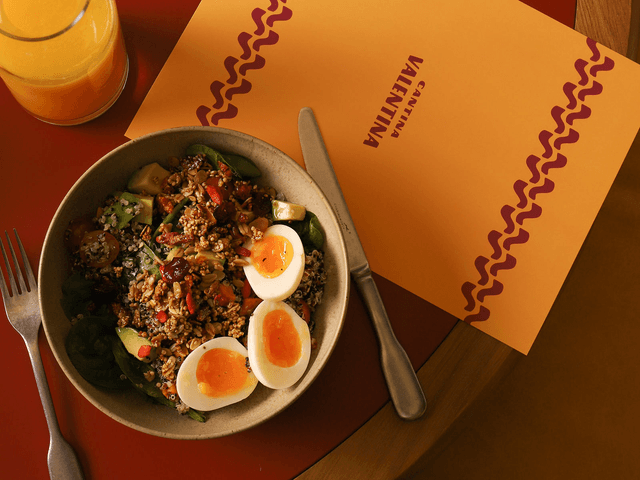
(263, 309), (302, 368)
(251, 235), (293, 279)
(196, 348), (249, 398)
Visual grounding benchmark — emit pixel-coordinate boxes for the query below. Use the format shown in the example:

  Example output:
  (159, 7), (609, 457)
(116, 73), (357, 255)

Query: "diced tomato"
(79, 231), (120, 268)
(235, 246), (252, 258)
(64, 216), (94, 252)
(161, 383), (177, 398)
(186, 292), (196, 315)
(138, 345), (152, 358)
(250, 192), (272, 217)
(239, 297), (262, 316)
(213, 201), (236, 224)
(156, 311), (168, 323)
(214, 284), (236, 306)
(235, 184), (253, 201)
(160, 257), (191, 284)
(156, 196), (175, 215)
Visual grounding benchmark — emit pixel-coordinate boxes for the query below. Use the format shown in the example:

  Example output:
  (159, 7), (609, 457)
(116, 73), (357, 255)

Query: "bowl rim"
(38, 125), (350, 439)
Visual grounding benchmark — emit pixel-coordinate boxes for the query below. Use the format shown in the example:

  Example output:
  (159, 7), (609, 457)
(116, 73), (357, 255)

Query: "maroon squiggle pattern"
(196, 1), (292, 126)
(461, 38), (614, 324)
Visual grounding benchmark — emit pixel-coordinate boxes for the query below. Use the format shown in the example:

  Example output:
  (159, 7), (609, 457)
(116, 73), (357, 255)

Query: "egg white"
(242, 224), (305, 302)
(176, 336), (258, 411)
(247, 300), (311, 389)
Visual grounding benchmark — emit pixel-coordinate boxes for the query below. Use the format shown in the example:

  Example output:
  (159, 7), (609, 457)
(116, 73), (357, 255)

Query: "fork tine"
(4, 230), (28, 294)
(0, 236), (12, 299)
(13, 229), (37, 289)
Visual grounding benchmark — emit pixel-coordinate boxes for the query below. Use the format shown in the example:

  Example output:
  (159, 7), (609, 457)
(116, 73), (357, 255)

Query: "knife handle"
(352, 266), (427, 421)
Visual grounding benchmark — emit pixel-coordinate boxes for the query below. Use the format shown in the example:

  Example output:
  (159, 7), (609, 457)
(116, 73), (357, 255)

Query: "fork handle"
(23, 336), (85, 480)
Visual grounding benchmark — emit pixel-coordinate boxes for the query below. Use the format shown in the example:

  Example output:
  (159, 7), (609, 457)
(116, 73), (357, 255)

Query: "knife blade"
(298, 107), (427, 421)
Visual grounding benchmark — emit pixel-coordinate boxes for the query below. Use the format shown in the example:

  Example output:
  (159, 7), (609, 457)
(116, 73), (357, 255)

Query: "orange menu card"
(126, 0), (640, 354)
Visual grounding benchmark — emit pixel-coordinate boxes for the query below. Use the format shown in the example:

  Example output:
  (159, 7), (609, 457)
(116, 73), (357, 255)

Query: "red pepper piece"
(204, 179), (230, 205)
(241, 278), (252, 298)
(235, 246), (252, 258)
(156, 311), (168, 323)
(218, 162), (232, 177)
(299, 300), (311, 324)
(206, 185), (224, 205)
(155, 232), (195, 246)
(138, 345), (152, 358)
(239, 297), (262, 317)
(186, 292), (196, 315)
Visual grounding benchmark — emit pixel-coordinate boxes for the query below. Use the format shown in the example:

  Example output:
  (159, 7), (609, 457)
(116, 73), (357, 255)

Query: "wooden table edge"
(295, 322), (519, 480)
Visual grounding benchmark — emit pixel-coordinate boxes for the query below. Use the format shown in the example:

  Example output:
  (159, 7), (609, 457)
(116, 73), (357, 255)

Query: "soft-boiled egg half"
(176, 336), (258, 411)
(242, 224), (305, 302)
(247, 300), (311, 389)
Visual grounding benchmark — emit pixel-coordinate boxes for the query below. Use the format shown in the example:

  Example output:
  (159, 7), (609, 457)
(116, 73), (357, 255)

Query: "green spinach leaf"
(186, 144), (261, 179)
(284, 211), (325, 253)
(65, 315), (128, 390)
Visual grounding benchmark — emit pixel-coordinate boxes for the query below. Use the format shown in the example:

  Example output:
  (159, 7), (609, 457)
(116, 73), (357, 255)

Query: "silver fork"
(1, 229), (85, 480)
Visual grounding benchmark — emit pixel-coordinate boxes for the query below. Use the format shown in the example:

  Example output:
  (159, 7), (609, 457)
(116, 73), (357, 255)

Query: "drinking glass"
(0, 0), (129, 125)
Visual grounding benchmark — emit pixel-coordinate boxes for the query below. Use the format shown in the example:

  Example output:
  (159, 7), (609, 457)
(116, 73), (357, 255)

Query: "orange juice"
(0, 0), (128, 125)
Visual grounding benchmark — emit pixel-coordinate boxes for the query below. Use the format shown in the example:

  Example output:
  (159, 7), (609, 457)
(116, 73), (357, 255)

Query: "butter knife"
(298, 107), (427, 420)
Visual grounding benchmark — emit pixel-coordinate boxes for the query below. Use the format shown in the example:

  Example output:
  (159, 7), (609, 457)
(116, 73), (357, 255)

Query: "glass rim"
(0, 0), (91, 42)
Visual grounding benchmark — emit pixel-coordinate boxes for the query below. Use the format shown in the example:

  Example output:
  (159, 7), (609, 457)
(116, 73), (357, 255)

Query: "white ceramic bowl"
(39, 126), (350, 439)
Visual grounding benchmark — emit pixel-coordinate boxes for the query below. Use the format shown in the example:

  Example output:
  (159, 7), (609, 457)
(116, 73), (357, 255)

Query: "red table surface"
(0, 1), (574, 479)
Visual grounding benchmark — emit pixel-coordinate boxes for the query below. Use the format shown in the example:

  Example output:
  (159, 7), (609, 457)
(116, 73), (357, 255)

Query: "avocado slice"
(132, 194), (153, 225)
(127, 162), (170, 195)
(272, 199), (307, 221)
(103, 192), (142, 230)
(195, 250), (226, 267)
(115, 327), (156, 362)
(306, 212), (325, 250)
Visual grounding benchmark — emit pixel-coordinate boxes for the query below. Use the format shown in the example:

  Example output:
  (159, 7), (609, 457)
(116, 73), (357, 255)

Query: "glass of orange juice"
(0, 0), (129, 125)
